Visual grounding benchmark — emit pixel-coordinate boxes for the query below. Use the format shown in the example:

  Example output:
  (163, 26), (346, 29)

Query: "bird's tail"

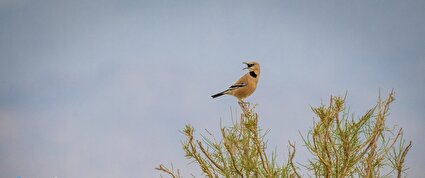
(211, 90), (227, 98)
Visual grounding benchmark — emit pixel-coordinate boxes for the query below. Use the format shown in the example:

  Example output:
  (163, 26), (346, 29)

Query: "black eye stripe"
(247, 64), (254, 67)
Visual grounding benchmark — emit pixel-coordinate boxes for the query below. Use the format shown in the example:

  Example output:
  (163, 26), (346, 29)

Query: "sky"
(0, 0), (424, 177)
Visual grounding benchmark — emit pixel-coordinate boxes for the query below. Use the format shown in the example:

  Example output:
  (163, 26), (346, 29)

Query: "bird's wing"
(228, 74), (248, 90)
(229, 83), (247, 89)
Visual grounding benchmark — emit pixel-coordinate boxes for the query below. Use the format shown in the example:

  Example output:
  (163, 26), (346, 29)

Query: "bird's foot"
(238, 99), (249, 105)
(238, 100), (251, 114)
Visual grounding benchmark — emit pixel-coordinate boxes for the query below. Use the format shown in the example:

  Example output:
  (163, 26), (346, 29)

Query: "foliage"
(156, 91), (412, 178)
(302, 91), (412, 178)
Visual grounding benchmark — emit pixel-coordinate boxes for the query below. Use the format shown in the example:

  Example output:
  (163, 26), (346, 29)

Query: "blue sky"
(1, 0), (424, 177)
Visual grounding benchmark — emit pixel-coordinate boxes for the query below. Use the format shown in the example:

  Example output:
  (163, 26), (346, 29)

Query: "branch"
(156, 164), (181, 178)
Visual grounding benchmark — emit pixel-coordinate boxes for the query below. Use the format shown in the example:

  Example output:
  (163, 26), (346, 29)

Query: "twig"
(288, 141), (301, 178)
(156, 164), (180, 178)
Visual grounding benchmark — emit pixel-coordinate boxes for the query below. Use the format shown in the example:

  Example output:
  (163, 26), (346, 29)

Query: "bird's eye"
(247, 63), (254, 67)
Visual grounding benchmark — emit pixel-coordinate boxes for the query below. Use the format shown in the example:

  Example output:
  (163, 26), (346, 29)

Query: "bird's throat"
(249, 71), (258, 78)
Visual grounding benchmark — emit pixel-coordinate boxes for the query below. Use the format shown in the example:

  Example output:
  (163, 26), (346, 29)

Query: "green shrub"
(157, 91), (411, 178)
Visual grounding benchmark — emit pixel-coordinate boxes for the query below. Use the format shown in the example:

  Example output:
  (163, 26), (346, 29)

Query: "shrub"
(157, 91), (411, 178)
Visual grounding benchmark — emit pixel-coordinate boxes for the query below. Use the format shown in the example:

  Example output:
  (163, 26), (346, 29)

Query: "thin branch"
(197, 141), (225, 173)
(156, 164), (180, 178)
(288, 141), (301, 178)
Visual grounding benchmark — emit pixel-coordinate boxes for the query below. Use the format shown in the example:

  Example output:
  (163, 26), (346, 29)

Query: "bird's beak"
(243, 62), (249, 70)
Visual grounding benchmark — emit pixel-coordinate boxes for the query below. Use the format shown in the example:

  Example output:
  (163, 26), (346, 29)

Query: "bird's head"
(243, 61), (260, 73)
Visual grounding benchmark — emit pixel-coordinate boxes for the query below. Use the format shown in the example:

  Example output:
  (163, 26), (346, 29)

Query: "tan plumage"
(211, 61), (260, 101)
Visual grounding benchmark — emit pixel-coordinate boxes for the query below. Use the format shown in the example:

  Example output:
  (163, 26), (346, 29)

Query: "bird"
(211, 61), (260, 101)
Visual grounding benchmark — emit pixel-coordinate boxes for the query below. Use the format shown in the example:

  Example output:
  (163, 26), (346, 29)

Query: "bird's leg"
(238, 98), (245, 103)
(238, 99), (246, 107)
(238, 99), (251, 116)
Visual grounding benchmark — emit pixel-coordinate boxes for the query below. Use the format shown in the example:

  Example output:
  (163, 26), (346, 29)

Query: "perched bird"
(211, 61), (260, 101)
